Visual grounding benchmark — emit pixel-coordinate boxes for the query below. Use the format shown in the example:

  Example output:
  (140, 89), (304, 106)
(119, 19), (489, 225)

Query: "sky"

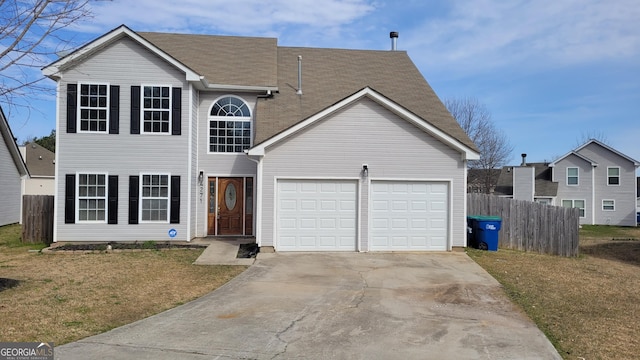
(4, 0), (640, 166)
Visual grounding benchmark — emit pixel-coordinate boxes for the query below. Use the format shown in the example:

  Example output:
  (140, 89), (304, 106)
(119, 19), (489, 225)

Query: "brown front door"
(217, 177), (244, 235)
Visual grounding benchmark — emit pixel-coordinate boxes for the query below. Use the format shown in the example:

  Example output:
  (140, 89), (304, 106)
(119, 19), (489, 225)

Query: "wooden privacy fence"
(22, 195), (54, 245)
(467, 194), (580, 257)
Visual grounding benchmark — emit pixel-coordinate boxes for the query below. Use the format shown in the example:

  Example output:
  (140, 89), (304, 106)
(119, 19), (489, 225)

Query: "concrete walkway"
(191, 238), (256, 266)
(55, 252), (561, 360)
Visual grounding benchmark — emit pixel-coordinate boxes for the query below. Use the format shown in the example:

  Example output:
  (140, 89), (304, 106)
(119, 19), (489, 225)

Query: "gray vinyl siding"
(513, 167), (535, 201)
(554, 155), (593, 224)
(577, 143), (637, 226)
(259, 97), (466, 250)
(0, 138), (22, 226)
(194, 92), (258, 237)
(55, 38), (190, 241)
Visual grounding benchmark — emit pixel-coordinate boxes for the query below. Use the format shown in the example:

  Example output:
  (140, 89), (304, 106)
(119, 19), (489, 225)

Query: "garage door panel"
(371, 181), (448, 251)
(277, 180), (357, 251)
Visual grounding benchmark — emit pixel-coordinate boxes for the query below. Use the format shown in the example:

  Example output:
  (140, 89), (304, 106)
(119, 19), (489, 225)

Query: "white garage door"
(370, 181), (448, 251)
(277, 179), (357, 251)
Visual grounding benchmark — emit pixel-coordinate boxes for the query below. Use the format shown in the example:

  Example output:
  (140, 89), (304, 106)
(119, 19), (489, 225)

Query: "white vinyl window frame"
(566, 167), (579, 186)
(562, 199), (585, 218)
(141, 84), (172, 134)
(76, 172), (108, 223)
(139, 173), (170, 223)
(602, 199), (615, 211)
(607, 167), (620, 186)
(208, 95), (252, 153)
(78, 82), (109, 133)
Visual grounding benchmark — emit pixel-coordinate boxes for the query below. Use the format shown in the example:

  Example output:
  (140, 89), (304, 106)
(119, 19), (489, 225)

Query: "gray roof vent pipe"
(390, 31), (399, 51)
(521, 153), (527, 166)
(296, 55), (303, 95)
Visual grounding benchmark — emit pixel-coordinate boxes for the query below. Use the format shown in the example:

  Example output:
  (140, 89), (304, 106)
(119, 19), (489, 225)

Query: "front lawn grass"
(0, 224), (247, 345)
(468, 225), (640, 360)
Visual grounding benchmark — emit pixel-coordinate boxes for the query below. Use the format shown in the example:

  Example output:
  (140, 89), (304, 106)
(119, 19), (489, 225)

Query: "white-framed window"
(77, 173), (107, 222)
(567, 167), (578, 185)
(209, 96), (252, 153)
(562, 199), (585, 218)
(536, 198), (552, 205)
(142, 85), (171, 133)
(607, 167), (620, 186)
(78, 83), (109, 132)
(602, 199), (615, 211)
(140, 173), (169, 222)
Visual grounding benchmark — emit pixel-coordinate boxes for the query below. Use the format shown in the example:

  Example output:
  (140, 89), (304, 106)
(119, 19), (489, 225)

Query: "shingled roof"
(22, 142), (55, 177)
(493, 163), (558, 197)
(254, 46), (477, 150)
(138, 32), (277, 88)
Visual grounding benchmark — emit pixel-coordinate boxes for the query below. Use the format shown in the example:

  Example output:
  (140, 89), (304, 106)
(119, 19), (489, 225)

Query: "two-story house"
(494, 142), (639, 226)
(42, 25), (480, 251)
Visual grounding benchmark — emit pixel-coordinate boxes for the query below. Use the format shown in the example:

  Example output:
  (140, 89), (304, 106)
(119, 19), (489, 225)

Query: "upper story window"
(143, 85), (171, 133)
(209, 96), (252, 153)
(567, 167), (578, 185)
(607, 167), (620, 185)
(79, 83), (108, 132)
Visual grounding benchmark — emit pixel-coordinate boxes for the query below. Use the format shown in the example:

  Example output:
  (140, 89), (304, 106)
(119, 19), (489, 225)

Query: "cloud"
(403, 0), (640, 73)
(77, 0), (375, 37)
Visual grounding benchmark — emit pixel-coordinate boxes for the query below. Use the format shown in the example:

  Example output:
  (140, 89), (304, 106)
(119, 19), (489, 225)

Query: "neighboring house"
(467, 168), (501, 194)
(42, 25), (480, 251)
(0, 106), (29, 226)
(494, 143), (639, 226)
(19, 142), (55, 195)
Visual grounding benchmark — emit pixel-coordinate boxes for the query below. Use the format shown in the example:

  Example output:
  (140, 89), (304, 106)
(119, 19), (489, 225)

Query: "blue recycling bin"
(467, 216), (502, 251)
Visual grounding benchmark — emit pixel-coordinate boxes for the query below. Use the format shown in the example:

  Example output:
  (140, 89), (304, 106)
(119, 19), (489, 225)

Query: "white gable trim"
(248, 87), (480, 160)
(575, 139), (640, 167)
(42, 25), (200, 82)
(549, 151), (598, 167)
(0, 106), (28, 176)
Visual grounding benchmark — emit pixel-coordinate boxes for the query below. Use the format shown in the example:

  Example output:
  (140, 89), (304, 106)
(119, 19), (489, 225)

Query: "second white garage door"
(277, 179), (357, 251)
(370, 181), (449, 251)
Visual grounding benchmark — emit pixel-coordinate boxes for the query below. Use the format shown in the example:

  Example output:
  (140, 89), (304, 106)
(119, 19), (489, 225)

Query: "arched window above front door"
(209, 96), (252, 153)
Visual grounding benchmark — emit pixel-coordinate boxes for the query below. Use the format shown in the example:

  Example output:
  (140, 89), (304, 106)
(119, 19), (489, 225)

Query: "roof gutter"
(198, 76), (277, 93)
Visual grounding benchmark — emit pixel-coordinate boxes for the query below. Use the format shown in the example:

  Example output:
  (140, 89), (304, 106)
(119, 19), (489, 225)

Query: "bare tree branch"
(0, 0), (92, 116)
(445, 97), (514, 193)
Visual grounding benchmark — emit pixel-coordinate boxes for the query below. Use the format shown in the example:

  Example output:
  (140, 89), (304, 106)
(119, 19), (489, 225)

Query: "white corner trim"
(248, 87), (480, 160)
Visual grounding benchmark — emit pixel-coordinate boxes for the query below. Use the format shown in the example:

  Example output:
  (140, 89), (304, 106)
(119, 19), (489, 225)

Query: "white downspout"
(591, 165), (596, 225)
(245, 153), (263, 246)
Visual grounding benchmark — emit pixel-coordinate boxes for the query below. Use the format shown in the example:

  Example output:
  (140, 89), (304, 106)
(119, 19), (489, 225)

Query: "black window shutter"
(109, 85), (120, 134)
(172, 87), (181, 135)
(108, 175), (118, 224)
(65, 174), (76, 223)
(66, 84), (77, 133)
(170, 175), (180, 224)
(128, 176), (139, 224)
(130, 86), (141, 134)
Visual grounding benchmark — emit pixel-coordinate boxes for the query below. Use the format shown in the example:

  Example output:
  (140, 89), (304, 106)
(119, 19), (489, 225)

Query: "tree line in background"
(25, 129), (56, 152)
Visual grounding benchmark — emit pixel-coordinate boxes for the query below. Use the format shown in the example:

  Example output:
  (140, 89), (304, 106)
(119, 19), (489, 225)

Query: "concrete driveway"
(56, 252), (561, 359)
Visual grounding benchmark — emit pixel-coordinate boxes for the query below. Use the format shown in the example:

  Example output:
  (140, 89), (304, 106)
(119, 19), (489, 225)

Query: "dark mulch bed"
(51, 242), (208, 251)
(0, 278), (20, 292)
(237, 243), (259, 258)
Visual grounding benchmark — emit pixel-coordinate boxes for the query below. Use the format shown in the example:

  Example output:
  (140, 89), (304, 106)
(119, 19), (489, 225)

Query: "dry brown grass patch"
(468, 226), (640, 360)
(0, 224), (246, 345)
